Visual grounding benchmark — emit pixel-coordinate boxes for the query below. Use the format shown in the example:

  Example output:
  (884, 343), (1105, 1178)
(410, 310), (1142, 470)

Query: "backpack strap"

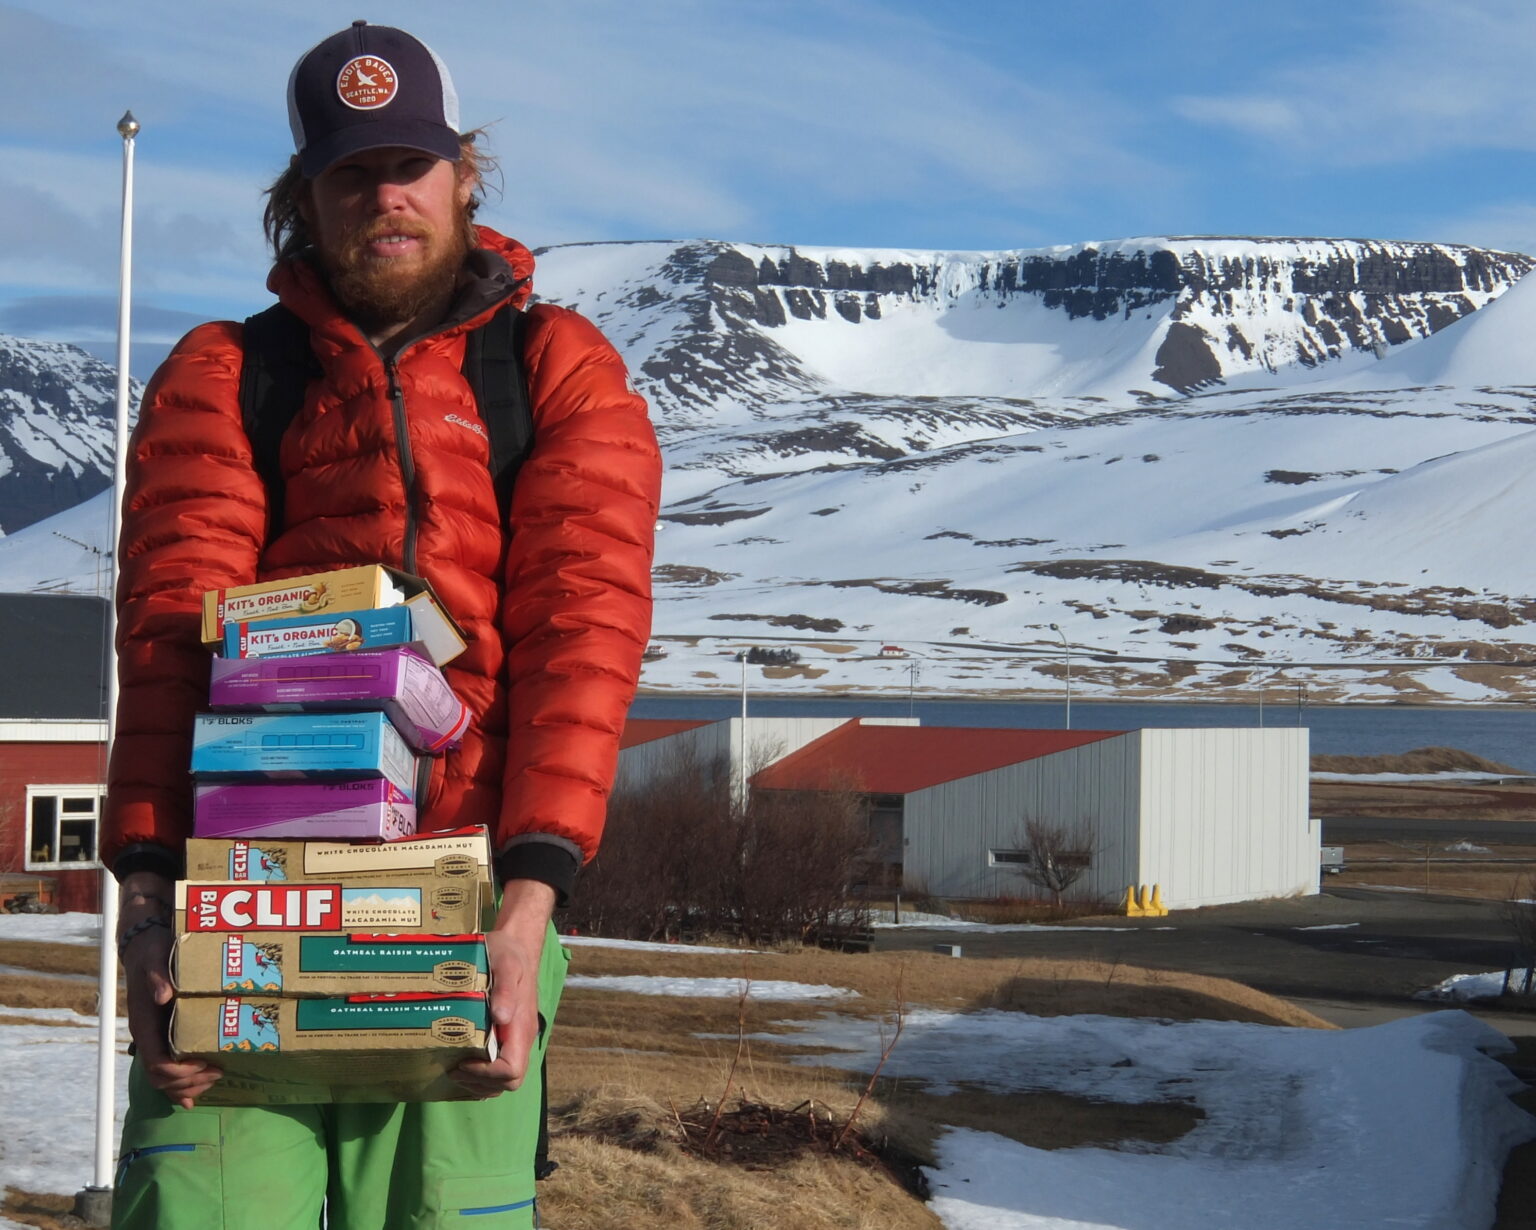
(461, 303), (535, 523)
(239, 304), (320, 540)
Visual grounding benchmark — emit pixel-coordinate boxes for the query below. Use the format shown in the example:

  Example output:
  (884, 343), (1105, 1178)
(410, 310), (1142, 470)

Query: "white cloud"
(1172, 0), (1536, 163)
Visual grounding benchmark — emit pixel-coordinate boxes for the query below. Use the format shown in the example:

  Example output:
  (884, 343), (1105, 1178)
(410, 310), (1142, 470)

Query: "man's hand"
(118, 872), (222, 1109)
(452, 879), (556, 1098)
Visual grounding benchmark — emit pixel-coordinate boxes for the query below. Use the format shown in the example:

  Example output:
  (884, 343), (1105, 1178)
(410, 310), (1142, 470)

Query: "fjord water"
(631, 695), (1536, 773)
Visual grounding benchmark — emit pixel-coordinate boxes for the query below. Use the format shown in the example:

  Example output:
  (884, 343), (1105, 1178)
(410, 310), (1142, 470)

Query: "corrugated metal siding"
(905, 734), (1141, 902)
(1137, 728), (1315, 909)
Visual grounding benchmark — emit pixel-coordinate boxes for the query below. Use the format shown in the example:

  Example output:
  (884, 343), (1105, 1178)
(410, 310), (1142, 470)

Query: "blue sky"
(5, 0), (1536, 376)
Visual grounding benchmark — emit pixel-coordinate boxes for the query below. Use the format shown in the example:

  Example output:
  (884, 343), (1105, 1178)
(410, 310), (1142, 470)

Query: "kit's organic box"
(192, 780), (416, 842)
(201, 565), (466, 665)
(173, 931), (490, 996)
(182, 827), (495, 930)
(190, 712), (417, 793)
(221, 601), (465, 669)
(170, 992), (496, 1104)
(208, 646), (471, 753)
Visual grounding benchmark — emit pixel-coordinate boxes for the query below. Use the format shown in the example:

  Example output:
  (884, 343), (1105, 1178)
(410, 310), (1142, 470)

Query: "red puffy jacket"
(103, 228), (660, 896)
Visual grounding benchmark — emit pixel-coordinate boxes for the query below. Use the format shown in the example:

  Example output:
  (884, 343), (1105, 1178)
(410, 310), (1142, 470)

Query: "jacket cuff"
(111, 843), (185, 884)
(494, 838), (581, 908)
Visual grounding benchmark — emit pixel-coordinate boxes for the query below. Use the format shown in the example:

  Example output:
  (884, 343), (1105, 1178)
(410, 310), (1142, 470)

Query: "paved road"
(1322, 817), (1536, 843)
(875, 886), (1536, 1035)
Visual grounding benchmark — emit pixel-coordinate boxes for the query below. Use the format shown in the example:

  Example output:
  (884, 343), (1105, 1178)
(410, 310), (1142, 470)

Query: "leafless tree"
(1502, 873), (1536, 996)
(1006, 816), (1100, 907)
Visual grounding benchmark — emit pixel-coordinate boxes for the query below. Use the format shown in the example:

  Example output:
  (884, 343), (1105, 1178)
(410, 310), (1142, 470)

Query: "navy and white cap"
(287, 20), (461, 178)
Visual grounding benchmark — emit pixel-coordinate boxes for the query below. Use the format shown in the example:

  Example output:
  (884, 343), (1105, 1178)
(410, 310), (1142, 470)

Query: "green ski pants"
(112, 926), (568, 1230)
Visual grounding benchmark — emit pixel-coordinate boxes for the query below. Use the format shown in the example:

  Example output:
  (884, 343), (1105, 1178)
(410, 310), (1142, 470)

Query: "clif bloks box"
(193, 780), (416, 842)
(208, 647), (471, 754)
(191, 712), (417, 793)
(176, 879), (486, 937)
(173, 931), (491, 997)
(201, 565), (466, 665)
(170, 992), (495, 1104)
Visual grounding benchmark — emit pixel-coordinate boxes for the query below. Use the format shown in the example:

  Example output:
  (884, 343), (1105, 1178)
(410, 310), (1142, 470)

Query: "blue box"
(222, 606), (416, 660)
(191, 712), (417, 796)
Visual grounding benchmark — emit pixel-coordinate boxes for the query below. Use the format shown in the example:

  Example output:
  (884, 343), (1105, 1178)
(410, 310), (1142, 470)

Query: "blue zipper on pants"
(460, 1197), (536, 1215)
(116, 1143), (196, 1185)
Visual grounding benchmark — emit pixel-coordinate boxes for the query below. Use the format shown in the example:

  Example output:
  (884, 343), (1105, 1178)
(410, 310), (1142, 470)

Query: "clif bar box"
(193, 780), (416, 842)
(208, 647), (471, 753)
(201, 565), (466, 665)
(170, 992), (495, 1104)
(173, 931), (490, 997)
(176, 879), (486, 937)
(184, 827), (495, 929)
(191, 712), (417, 794)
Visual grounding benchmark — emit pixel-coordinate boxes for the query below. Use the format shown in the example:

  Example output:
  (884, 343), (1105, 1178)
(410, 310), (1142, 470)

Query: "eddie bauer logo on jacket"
(444, 413), (487, 440)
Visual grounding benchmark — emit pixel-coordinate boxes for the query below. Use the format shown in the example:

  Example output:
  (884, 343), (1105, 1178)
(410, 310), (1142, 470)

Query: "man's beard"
(319, 214), (476, 334)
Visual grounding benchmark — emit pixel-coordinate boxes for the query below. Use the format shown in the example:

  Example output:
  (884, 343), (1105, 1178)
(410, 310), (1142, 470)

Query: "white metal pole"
(93, 107), (138, 1200)
(738, 650), (748, 812)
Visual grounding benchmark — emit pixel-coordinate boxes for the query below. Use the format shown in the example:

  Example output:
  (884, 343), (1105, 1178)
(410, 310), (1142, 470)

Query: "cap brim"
(299, 118), (461, 178)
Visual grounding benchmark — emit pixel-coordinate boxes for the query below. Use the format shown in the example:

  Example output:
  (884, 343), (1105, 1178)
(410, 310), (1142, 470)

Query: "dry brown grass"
(0, 940), (100, 977)
(0, 932), (1331, 1229)
(0, 1187), (81, 1230)
(1311, 746), (1527, 776)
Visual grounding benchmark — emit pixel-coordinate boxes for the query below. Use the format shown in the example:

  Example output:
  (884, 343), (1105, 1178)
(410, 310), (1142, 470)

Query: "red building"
(0, 595), (109, 913)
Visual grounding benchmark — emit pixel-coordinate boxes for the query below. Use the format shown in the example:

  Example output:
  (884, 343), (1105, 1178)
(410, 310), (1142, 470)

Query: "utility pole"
(1049, 623), (1071, 729)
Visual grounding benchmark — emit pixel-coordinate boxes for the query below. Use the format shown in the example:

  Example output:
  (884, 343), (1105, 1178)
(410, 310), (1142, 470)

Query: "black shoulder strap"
(461, 303), (535, 523)
(239, 303), (319, 539)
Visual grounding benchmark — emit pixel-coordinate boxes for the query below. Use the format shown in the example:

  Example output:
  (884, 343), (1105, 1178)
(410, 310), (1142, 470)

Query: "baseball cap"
(287, 20), (461, 178)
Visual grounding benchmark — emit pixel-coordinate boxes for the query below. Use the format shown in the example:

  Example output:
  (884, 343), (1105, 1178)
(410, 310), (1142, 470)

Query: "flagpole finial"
(117, 111), (139, 138)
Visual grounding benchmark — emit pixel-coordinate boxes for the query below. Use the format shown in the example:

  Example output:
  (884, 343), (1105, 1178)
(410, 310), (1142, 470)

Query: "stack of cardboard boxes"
(164, 566), (500, 1104)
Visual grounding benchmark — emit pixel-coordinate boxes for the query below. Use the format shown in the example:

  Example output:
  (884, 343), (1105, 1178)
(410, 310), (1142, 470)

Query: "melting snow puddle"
(748, 1008), (1530, 1229)
(566, 974), (856, 1001)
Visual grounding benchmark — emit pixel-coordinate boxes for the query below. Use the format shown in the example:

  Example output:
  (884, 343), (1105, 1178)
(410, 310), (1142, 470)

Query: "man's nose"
(369, 175), (409, 211)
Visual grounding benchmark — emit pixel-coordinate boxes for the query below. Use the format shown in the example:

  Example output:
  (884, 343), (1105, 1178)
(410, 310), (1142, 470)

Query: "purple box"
(193, 780), (417, 841)
(208, 646), (470, 753)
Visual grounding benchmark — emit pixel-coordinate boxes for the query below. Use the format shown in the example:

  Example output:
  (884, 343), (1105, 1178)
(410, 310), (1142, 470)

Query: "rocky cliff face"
(0, 336), (132, 534)
(539, 238), (1533, 418)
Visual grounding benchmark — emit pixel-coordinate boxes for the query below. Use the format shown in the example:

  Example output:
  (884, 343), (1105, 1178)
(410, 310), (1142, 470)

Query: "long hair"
(262, 129), (500, 264)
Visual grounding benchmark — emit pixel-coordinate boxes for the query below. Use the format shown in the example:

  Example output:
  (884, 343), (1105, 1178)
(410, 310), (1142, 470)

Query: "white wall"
(1136, 728), (1315, 909)
(904, 734), (1141, 902)
(615, 717), (852, 795)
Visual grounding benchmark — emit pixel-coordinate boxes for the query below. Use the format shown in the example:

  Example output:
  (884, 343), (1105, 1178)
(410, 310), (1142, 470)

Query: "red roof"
(750, 723), (1123, 794)
(619, 718), (713, 749)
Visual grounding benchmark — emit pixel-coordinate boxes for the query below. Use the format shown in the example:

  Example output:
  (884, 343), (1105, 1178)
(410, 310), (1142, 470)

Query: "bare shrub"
(1503, 873), (1536, 996)
(567, 748), (874, 946)
(1001, 816), (1100, 908)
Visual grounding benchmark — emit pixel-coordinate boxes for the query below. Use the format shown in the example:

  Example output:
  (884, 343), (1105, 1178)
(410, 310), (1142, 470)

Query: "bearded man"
(102, 21), (660, 1229)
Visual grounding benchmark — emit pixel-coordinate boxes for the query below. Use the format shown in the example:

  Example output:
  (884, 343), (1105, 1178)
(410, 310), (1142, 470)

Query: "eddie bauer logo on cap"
(337, 55), (399, 110)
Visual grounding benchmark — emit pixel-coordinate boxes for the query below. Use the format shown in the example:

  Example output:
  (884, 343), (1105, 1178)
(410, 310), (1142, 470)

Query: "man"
(102, 20), (660, 1228)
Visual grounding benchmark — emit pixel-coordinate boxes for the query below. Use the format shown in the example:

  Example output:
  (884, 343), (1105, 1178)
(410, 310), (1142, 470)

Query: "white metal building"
(618, 718), (1317, 910)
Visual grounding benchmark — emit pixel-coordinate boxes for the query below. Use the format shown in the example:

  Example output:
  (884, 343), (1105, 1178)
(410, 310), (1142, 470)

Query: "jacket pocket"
(437, 1175), (537, 1227)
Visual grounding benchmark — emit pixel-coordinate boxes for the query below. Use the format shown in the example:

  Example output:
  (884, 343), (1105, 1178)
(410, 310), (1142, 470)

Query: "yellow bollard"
(1149, 884), (1168, 917)
(1121, 885), (1144, 917)
(1136, 884), (1152, 914)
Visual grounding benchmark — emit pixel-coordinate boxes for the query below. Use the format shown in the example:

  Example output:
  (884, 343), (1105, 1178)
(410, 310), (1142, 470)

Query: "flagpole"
(79, 107), (138, 1226)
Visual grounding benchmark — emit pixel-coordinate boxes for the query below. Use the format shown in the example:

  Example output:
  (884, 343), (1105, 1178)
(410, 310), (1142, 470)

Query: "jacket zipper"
(384, 358), (419, 576)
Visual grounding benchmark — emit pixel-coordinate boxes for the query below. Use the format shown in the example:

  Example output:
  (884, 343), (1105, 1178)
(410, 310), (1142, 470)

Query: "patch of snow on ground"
(559, 935), (755, 955)
(0, 911), (103, 945)
(1446, 841), (1493, 853)
(1292, 923), (1360, 931)
(0, 1009), (129, 1223)
(758, 1008), (1530, 1230)
(566, 974), (855, 1001)
(1309, 771), (1520, 783)
(1417, 970), (1529, 1002)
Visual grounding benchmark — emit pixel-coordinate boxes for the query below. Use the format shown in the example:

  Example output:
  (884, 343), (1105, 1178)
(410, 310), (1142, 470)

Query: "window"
(989, 849), (1033, 867)
(26, 787), (104, 870)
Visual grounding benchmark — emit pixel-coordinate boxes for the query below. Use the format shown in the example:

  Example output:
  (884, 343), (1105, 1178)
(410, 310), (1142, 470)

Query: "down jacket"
(102, 227), (661, 898)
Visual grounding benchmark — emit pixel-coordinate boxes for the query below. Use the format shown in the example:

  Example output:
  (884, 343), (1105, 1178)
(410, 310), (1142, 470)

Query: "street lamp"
(737, 648), (752, 812)
(1048, 623), (1071, 730)
(907, 657), (920, 718)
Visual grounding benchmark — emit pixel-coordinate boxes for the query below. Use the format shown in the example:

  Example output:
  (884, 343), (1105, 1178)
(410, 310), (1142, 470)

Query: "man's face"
(304, 147), (476, 331)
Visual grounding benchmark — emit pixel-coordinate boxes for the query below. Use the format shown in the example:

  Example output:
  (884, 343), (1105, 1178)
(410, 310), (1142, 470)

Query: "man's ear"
(456, 161), (479, 208)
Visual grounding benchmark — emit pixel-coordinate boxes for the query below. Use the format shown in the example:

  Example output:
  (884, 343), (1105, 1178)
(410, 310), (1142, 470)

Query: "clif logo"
(187, 884), (342, 932)
(337, 56), (398, 110)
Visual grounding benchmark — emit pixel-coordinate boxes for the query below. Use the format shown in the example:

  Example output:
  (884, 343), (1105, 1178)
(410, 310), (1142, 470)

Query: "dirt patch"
(709, 613), (846, 633)
(654, 565), (737, 586)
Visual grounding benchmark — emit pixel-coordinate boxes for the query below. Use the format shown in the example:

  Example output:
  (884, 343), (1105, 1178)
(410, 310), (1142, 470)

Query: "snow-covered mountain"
(0, 335), (137, 535)
(3, 235), (1534, 704)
